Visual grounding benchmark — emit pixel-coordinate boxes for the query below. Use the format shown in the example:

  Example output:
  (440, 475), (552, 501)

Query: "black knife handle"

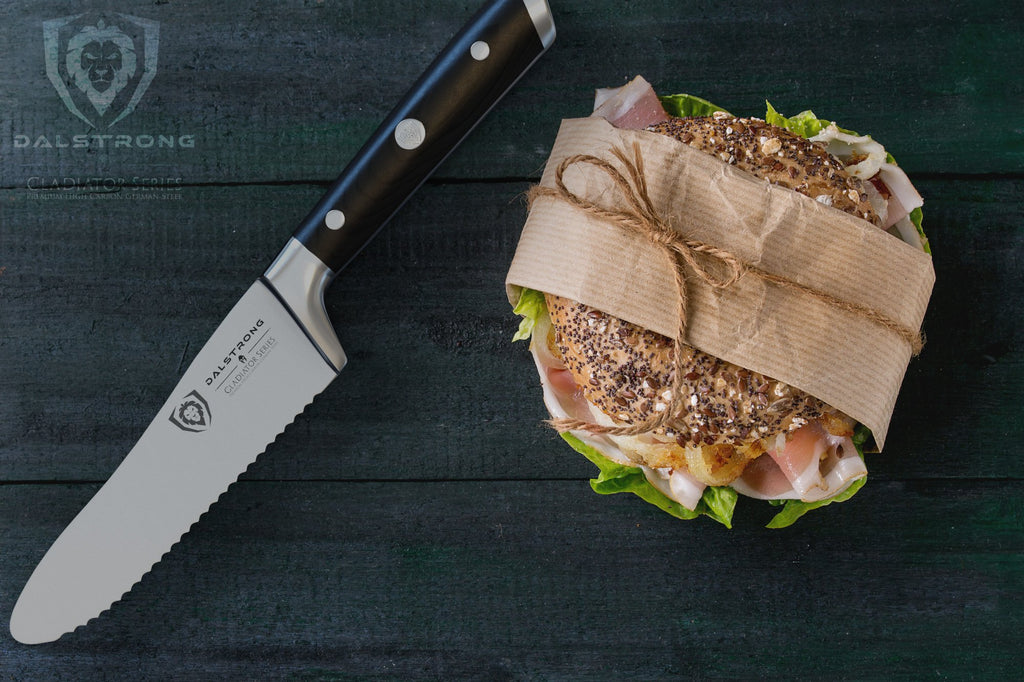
(292, 0), (554, 274)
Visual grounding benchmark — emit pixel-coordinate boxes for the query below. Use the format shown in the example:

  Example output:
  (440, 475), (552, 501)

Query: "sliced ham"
(819, 434), (866, 497)
(768, 423), (830, 497)
(731, 451), (795, 499)
(545, 366), (580, 396)
(532, 337), (592, 426)
(643, 467), (707, 512)
(591, 75), (669, 129)
(732, 425), (867, 501)
(529, 317), (634, 465)
(808, 123), (924, 247)
(809, 124), (887, 180)
(876, 162), (924, 231)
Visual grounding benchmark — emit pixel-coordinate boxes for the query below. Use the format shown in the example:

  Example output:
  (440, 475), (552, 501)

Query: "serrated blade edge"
(11, 281), (339, 644)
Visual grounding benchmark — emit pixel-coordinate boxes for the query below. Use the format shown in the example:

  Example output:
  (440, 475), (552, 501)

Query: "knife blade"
(10, 0), (555, 645)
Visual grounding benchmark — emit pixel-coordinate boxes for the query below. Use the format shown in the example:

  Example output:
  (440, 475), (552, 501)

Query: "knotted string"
(528, 142), (924, 437)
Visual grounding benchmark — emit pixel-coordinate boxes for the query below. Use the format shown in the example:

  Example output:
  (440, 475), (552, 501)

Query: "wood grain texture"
(1, 0), (1021, 677)
(2, 480), (1022, 679)
(1, 0), (1021, 183)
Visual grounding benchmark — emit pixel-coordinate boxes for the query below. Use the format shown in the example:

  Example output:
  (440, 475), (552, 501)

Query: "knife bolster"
(263, 238), (347, 373)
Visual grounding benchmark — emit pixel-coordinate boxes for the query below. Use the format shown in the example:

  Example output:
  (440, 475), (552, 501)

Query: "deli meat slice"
(732, 425), (866, 502)
(592, 75), (669, 129)
(643, 466), (708, 512)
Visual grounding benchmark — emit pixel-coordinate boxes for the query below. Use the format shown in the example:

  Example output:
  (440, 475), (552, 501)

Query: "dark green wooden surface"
(2, 0), (1021, 678)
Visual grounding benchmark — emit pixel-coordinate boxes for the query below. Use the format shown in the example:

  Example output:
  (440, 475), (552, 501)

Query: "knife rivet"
(394, 118), (426, 150)
(470, 40), (490, 61)
(324, 209), (345, 230)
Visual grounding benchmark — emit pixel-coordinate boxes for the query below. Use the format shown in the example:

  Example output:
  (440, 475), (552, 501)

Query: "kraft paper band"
(506, 117), (935, 448)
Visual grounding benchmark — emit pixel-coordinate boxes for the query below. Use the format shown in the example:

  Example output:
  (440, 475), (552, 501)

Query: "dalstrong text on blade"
(204, 318), (266, 387)
(219, 335), (278, 396)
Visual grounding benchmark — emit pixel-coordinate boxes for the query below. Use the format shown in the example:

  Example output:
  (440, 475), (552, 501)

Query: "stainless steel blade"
(9, 280), (341, 644)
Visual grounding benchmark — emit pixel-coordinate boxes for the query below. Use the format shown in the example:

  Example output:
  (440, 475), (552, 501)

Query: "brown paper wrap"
(506, 117), (935, 448)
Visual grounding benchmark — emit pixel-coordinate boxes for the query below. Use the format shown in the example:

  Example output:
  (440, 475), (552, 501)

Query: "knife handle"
(291, 0), (555, 274)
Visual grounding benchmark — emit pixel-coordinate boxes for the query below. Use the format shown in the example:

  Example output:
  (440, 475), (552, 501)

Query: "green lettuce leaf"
(764, 101), (857, 138)
(561, 432), (738, 528)
(659, 93), (728, 118)
(765, 425), (871, 528)
(910, 206), (930, 254)
(701, 484), (739, 529)
(511, 287), (547, 342)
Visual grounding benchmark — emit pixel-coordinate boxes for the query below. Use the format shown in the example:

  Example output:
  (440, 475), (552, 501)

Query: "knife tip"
(10, 619), (57, 646)
(10, 588), (67, 645)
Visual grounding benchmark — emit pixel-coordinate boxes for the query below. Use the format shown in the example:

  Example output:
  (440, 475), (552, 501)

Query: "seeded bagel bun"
(647, 114), (880, 225)
(545, 114), (866, 485)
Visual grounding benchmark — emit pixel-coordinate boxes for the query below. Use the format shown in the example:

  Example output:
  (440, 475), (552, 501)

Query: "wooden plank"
(1, 479), (1021, 677)
(1, 0), (1022, 672)
(2, 178), (1022, 482)
(2, 0), (1021, 184)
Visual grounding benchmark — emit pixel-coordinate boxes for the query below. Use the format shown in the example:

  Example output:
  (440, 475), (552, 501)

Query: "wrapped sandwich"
(508, 76), (932, 528)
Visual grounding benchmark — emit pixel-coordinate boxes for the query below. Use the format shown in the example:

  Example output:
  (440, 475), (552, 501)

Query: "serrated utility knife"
(11, 0), (555, 644)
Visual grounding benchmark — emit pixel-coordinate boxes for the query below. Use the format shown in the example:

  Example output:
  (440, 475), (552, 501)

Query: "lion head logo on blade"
(43, 13), (159, 129)
(169, 390), (212, 433)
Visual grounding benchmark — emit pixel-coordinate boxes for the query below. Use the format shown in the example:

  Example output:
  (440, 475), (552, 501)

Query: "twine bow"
(528, 142), (924, 437)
